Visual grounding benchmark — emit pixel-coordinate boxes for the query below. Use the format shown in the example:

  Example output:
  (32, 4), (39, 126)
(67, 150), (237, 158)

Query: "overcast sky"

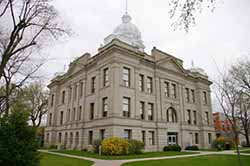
(40, 0), (250, 90)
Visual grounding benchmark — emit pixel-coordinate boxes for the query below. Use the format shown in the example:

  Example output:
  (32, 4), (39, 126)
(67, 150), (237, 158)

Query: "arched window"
(167, 107), (177, 123)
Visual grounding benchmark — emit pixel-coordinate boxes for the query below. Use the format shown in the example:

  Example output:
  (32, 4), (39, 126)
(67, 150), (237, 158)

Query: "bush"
(185, 145), (199, 151)
(0, 102), (40, 166)
(163, 145), (182, 152)
(48, 145), (57, 149)
(93, 139), (102, 153)
(128, 140), (145, 154)
(212, 136), (234, 150)
(101, 137), (129, 155)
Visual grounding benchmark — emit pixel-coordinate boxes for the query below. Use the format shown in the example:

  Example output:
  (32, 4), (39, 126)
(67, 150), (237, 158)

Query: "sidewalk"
(39, 149), (250, 166)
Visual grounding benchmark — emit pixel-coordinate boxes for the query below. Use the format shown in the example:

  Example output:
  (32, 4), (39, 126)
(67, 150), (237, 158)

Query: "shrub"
(101, 137), (129, 155)
(172, 145), (182, 151)
(212, 136), (234, 150)
(128, 140), (145, 154)
(163, 145), (182, 152)
(81, 148), (88, 152)
(48, 145), (57, 149)
(93, 139), (102, 153)
(0, 102), (40, 166)
(185, 145), (199, 151)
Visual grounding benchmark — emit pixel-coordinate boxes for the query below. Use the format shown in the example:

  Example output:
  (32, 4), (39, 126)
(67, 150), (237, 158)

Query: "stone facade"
(44, 39), (215, 151)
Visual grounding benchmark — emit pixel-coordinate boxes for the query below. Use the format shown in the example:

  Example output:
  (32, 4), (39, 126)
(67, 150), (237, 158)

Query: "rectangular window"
(205, 112), (209, 125)
(193, 110), (197, 125)
(148, 103), (154, 121)
(185, 88), (190, 102)
(203, 91), (208, 104)
(142, 130), (146, 144)
(79, 106), (82, 120)
(49, 113), (52, 126)
(90, 103), (95, 120)
(46, 133), (49, 143)
(88, 131), (93, 145)
(187, 109), (191, 124)
(74, 84), (77, 100)
(149, 131), (155, 145)
(191, 89), (195, 103)
(80, 82), (84, 97)
(67, 109), (71, 122)
(58, 133), (62, 143)
(103, 68), (109, 87)
(140, 101), (145, 120)
(123, 67), (130, 87)
(124, 129), (132, 140)
(62, 91), (65, 104)
(100, 129), (105, 140)
(91, 77), (96, 93)
(195, 133), (199, 144)
(60, 111), (63, 125)
(123, 97), (130, 117)
(147, 77), (153, 93)
(164, 82), (170, 97)
(73, 107), (76, 121)
(102, 97), (108, 117)
(69, 87), (72, 102)
(139, 74), (144, 92)
(208, 133), (212, 144)
(171, 84), (177, 98)
(51, 94), (54, 107)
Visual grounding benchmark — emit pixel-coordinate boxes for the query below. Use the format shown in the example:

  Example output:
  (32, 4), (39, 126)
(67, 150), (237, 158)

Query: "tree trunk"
(245, 132), (250, 147)
(235, 135), (243, 166)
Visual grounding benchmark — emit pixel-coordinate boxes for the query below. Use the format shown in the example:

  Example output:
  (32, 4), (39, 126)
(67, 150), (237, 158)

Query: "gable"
(157, 58), (186, 74)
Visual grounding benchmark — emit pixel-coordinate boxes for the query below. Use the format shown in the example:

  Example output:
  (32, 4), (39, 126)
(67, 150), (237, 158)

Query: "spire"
(191, 60), (194, 68)
(122, 0), (131, 23)
(125, 0), (128, 14)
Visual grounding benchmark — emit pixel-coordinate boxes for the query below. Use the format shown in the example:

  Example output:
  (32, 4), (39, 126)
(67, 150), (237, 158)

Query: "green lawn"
(122, 155), (250, 166)
(40, 153), (93, 166)
(53, 150), (196, 160)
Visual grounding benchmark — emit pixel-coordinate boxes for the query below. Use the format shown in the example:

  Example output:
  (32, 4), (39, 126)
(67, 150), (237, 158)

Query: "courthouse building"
(44, 11), (215, 151)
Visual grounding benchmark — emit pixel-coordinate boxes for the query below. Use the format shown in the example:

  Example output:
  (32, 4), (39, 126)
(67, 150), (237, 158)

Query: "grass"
(40, 153), (93, 166)
(53, 150), (197, 160)
(122, 155), (250, 166)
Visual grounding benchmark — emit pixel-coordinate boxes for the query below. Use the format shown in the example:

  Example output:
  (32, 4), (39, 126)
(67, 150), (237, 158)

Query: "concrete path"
(39, 149), (250, 166)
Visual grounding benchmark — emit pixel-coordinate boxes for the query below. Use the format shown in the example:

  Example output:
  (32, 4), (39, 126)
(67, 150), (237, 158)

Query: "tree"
(0, 101), (40, 166)
(0, 51), (43, 115)
(230, 60), (250, 147)
(0, 0), (68, 114)
(0, 0), (68, 79)
(215, 70), (243, 166)
(21, 81), (48, 127)
(169, 0), (216, 32)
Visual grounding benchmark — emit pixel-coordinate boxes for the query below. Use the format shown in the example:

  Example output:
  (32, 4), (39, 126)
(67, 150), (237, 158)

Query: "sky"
(39, 0), (250, 110)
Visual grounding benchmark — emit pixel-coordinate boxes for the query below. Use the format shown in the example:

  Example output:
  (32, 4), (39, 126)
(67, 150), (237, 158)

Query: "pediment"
(66, 53), (90, 76)
(157, 58), (186, 74)
(67, 63), (81, 75)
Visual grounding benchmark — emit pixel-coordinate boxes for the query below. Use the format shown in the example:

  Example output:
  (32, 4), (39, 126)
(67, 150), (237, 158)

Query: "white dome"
(104, 13), (145, 51)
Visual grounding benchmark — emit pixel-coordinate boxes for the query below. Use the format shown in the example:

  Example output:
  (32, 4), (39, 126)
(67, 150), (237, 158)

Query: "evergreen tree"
(0, 102), (40, 166)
